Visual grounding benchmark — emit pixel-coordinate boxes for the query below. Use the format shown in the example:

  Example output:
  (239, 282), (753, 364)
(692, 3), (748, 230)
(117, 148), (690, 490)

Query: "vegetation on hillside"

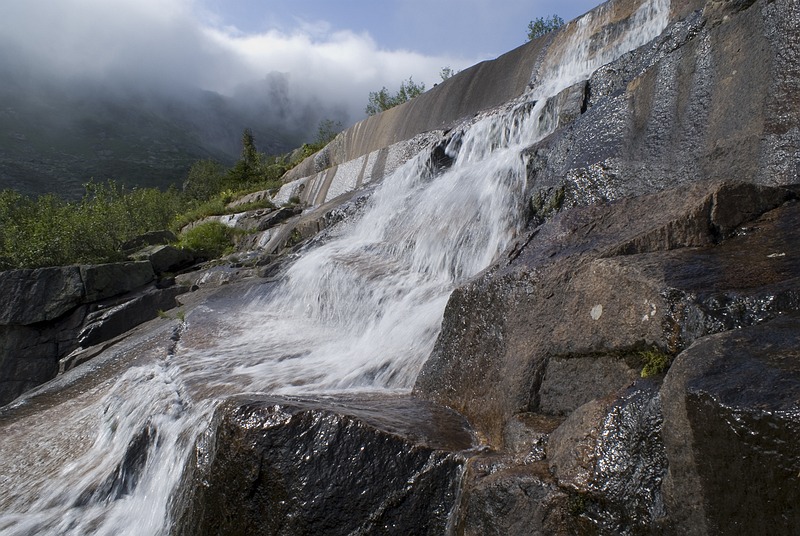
(0, 120), (343, 270)
(0, 182), (182, 269)
(365, 77), (426, 116)
(527, 15), (565, 41)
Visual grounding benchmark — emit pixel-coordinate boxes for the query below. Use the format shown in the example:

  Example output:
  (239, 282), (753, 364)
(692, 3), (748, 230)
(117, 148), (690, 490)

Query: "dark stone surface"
(539, 355), (639, 415)
(175, 395), (474, 536)
(131, 244), (194, 275)
(0, 325), (59, 407)
(660, 314), (800, 535)
(520, 0), (798, 218)
(455, 458), (572, 536)
(414, 181), (798, 444)
(76, 285), (187, 350)
(545, 382), (669, 534)
(0, 266), (84, 325)
(0, 261), (182, 406)
(80, 261), (155, 302)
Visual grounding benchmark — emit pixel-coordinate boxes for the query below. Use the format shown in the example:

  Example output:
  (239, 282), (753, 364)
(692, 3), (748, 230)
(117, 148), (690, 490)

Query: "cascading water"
(0, 1), (669, 534)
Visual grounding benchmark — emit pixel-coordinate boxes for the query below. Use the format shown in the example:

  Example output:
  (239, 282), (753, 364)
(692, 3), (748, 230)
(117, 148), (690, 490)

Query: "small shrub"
(183, 159), (228, 201)
(439, 66), (458, 81)
(640, 348), (671, 378)
(231, 198), (276, 213)
(527, 15), (565, 41)
(365, 77), (425, 115)
(178, 221), (237, 260)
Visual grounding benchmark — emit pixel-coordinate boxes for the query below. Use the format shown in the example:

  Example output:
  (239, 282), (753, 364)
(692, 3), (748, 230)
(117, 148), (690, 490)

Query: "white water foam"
(0, 1), (670, 533)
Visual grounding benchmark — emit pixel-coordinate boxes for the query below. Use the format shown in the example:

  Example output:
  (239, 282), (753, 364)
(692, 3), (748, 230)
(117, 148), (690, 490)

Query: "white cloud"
(0, 0), (474, 123)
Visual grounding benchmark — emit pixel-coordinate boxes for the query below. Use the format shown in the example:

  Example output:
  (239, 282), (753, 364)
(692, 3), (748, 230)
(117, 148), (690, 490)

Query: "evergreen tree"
(229, 128), (262, 186)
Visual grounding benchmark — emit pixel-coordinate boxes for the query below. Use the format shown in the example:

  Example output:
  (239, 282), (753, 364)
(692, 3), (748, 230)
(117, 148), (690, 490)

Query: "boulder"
(120, 230), (177, 254)
(0, 266), (84, 325)
(130, 244), (194, 275)
(80, 261), (155, 302)
(0, 261), (186, 406)
(75, 285), (187, 351)
(175, 395), (473, 536)
(546, 382), (669, 533)
(660, 314), (800, 535)
(455, 457), (573, 536)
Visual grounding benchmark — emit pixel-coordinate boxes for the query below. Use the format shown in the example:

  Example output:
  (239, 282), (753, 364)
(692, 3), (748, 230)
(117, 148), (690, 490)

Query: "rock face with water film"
(661, 315), (800, 534)
(176, 396), (474, 536)
(415, 180), (800, 533)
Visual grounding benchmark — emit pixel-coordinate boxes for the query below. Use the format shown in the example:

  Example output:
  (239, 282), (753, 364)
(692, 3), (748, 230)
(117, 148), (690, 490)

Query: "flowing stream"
(0, 2), (669, 534)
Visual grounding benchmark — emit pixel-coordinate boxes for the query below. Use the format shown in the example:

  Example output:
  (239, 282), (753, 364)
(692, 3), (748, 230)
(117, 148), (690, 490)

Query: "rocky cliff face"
(252, 0), (799, 533)
(0, 258), (189, 406)
(407, 0), (799, 532)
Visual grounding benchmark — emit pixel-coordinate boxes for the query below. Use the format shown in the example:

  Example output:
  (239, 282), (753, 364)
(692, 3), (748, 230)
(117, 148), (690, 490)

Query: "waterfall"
(0, 2), (670, 534)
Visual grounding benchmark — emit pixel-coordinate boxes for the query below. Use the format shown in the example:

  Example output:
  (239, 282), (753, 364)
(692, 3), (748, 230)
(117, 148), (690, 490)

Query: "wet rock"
(546, 382), (669, 534)
(539, 355), (639, 416)
(455, 458), (573, 536)
(524, 0), (798, 210)
(415, 181), (799, 444)
(175, 265), (256, 289)
(547, 398), (611, 493)
(502, 412), (562, 459)
(0, 260), (186, 405)
(0, 325), (59, 406)
(660, 314), (800, 535)
(253, 206), (299, 231)
(76, 423), (157, 505)
(176, 395), (473, 536)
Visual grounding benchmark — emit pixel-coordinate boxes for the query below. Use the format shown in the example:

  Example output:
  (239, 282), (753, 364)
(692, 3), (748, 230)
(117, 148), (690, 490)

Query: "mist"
(0, 0), (526, 196)
(1, 0), (470, 131)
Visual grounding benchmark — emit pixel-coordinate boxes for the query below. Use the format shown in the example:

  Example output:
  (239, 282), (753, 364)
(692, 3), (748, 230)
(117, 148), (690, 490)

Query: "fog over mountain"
(0, 0), (471, 197)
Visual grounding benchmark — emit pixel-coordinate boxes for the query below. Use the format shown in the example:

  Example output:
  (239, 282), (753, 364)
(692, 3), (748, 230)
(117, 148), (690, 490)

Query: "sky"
(0, 0), (602, 125)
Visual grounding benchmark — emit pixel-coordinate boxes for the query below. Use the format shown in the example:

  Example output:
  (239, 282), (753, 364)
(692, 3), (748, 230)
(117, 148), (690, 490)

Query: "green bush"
(177, 221), (237, 259)
(183, 159), (228, 201)
(0, 126), (327, 270)
(0, 181), (183, 269)
(365, 77), (425, 115)
(527, 15), (565, 41)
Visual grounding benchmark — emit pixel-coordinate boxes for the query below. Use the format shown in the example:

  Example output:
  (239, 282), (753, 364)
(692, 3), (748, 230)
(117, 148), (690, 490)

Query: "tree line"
(365, 15), (564, 115)
(0, 121), (342, 270)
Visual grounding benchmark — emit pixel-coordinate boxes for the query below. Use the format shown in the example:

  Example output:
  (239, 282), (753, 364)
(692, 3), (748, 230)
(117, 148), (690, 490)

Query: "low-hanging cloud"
(1, 0), (472, 126)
